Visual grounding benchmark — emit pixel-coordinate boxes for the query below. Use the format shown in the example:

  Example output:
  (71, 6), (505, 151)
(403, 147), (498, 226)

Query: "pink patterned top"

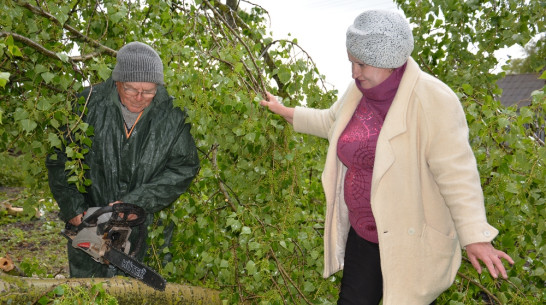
(337, 63), (407, 243)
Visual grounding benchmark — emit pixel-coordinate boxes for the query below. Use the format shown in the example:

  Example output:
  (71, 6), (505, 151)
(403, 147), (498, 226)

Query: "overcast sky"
(241, 0), (525, 93)
(243, 0), (399, 91)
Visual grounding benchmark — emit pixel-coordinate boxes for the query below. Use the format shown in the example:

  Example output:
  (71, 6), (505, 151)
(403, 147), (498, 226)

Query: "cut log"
(0, 256), (14, 272)
(0, 273), (222, 304)
(0, 255), (26, 277)
(0, 202), (24, 216)
(0, 201), (41, 218)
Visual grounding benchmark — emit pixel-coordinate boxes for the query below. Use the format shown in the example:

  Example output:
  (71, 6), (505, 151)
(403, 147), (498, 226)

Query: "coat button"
(408, 228), (415, 235)
(483, 230), (491, 237)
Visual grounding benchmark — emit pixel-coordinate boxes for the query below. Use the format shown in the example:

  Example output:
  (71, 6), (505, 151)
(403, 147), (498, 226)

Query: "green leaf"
(531, 267), (544, 277)
(41, 72), (55, 84)
(48, 132), (62, 148)
(5, 35), (23, 57)
(461, 84), (473, 95)
(97, 64), (112, 81)
(278, 66), (291, 83)
(37, 296), (50, 305)
(245, 260), (257, 275)
(0, 71), (10, 88)
(56, 52), (70, 63)
(241, 226), (251, 235)
(303, 281), (315, 292)
(20, 119), (37, 133)
(14, 108), (29, 121)
(34, 64), (48, 75)
(65, 147), (74, 158)
(37, 99), (52, 111)
(53, 285), (65, 296)
(234, 62), (243, 73)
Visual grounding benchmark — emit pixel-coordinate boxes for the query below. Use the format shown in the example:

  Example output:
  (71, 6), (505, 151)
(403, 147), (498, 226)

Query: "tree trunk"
(0, 273), (222, 304)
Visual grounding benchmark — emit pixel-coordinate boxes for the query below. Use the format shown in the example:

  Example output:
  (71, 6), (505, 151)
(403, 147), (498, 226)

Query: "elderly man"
(46, 42), (200, 278)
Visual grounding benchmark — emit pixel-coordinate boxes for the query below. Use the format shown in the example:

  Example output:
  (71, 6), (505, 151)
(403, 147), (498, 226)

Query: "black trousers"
(337, 227), (436, 305)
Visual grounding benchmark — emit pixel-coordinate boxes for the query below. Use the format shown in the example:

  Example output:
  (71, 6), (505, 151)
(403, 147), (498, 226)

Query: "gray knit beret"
(112, 41), (164, 85)
(346, 10), (414, 69)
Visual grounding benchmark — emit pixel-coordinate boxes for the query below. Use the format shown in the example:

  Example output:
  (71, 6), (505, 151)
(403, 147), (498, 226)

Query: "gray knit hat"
(346, 10), (414, 69)
(112, 41), (164, 85)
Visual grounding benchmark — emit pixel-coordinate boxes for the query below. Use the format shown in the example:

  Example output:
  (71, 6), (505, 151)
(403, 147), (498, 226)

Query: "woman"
(260, 9), (513, 305)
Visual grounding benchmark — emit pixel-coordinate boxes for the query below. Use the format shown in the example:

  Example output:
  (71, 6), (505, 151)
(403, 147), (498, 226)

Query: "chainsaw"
(61, 203), (167, 291)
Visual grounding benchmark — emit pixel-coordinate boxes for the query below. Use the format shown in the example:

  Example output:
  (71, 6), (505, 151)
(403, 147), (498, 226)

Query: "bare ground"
(0, 187), (69, 278)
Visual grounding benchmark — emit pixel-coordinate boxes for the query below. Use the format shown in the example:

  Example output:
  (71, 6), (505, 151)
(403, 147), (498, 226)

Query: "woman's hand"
(260, 92), (295, 124)
(465, 242), (514, 279)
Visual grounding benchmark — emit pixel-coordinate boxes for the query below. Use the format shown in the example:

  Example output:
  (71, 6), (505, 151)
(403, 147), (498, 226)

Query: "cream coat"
(293, 58), (499, 304)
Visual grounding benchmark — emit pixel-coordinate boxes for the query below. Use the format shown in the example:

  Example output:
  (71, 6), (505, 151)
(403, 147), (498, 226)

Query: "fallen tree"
(0, 273), (222, 304)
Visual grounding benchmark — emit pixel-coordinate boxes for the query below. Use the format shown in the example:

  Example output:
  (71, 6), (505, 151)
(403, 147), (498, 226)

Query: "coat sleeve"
(119, 122), (200, 214)
(45, 87), (94, 223)
(45, 150), (88, 222)
(293, 82), (356, 138)
(419, 76), (498, 247)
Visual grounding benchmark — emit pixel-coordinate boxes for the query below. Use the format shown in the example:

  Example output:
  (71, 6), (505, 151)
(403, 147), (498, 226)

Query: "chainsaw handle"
(78, 205), (114, 228)
(79, 203), (146, 229)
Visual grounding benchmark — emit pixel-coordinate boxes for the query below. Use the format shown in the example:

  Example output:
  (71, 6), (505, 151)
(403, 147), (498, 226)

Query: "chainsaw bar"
(103, 246), (167, 291)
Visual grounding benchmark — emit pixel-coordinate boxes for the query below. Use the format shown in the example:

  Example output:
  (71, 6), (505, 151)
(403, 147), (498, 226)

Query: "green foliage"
(397, 0), (544, 90)
(36, 283), (118, 305)
(452, 91), (546, 305)
(396, 0), (546, 303)
(1, 0), (544, 304)
(1, 0), (335, 303)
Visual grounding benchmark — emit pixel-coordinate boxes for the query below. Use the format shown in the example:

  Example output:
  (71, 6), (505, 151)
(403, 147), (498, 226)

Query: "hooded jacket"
(293, 58), (498, 304)
(46, 78), (200, 277)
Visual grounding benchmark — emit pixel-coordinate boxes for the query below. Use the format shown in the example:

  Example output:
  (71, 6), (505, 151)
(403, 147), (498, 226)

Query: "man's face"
(116, 82), (157, 113)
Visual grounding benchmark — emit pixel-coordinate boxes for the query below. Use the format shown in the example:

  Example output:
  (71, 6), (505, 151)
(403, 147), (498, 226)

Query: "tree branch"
(269, 249), (313, 305)
(201, 0), (267, 98)
(457, 271), (502, 305)
(18, 1), (117, 57)
(211, 144), (238, 212)
(0, 31), (58, 60)
(0, 32), (110, 63)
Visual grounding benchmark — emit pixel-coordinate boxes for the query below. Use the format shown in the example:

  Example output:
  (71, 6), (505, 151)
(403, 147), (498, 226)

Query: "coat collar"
(372, 57), (421, 194)
(379, 57), (420, 140)
(329, 82), (362, 143)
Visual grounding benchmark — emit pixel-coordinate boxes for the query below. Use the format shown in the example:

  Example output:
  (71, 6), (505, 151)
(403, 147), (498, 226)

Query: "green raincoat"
(46, 78), (200, 277)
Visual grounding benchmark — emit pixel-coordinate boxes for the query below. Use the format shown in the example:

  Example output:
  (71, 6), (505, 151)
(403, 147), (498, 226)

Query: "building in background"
(497, 73), (545, 107)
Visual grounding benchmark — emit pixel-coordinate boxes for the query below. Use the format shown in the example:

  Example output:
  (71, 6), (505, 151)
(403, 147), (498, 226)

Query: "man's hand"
(465, 242), (514, 279)
(109, 201), (138, 221)
(68, 214), (83, 226)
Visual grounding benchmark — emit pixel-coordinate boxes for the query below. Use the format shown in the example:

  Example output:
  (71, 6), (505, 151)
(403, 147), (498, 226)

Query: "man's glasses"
(122, 84), (157, 98)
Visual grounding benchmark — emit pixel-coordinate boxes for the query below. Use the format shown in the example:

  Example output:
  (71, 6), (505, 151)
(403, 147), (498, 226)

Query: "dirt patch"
(0, 186), (24, 196)
(1, 194), (69, 277)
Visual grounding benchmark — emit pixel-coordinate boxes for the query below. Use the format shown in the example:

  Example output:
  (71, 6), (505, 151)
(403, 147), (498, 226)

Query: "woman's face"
(348, 52), (393, 89)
